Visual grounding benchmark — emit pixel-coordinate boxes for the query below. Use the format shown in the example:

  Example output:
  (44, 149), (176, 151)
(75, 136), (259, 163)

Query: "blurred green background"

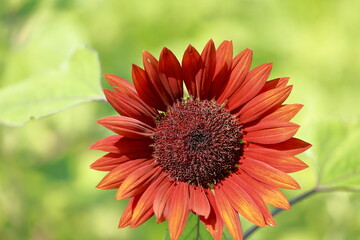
(1, 0), (360, 239)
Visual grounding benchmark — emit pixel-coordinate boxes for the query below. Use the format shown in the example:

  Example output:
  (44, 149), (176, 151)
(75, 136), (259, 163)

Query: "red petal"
(198, 39), (216, 99)
(241, 158), (300, 190)
(237, 170), (290, 209)
(219, 178), (265, 227)
(259, 77), (290, 93)
(116, 163), (160, 200)
(182, 45), (203, 97)
(97, 116), (154, 139)
(243, 120), (299, 144)
(96, 159), (149, 189)
(104, 89), (157, 127)
(199, 189), (224, 240)
(142, 51), (174, 107)
(256, 138), (312, 155)
(214, 41), (233, 76)
(244, 145), (308, 173)
(167, 182), (189, 240)
(189, 186), (211, 218)
(89, 135), (122, 153)
(227, 63), (272, 110)
(214, 187), (243, 240)
(159, 48), (183, 102)
(236, 86), (293, 124)
(262, 104), (303, 122)
(153, 180), (173, 221)
(104, 74), (136, 95)
(131, 172), (167, 227)
(90, 152), (152, 171)
(90, 135), (153, 154)
(132, 63), (168, 111)
(116, 136), (153, 154)
(217, 48), (252, 104)
(118, 196), (138, 228)
(103, 74), (158, 124)
(90, 135), (153, 158)
(231, 174), (276, 226)
(210, 40), (233, 99)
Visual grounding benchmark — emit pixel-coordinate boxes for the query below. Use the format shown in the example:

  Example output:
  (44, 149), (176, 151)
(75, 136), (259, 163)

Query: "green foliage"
(1, 0), (360, 240)
(0, 46), (103, 126)
(313, 120), (360, 187)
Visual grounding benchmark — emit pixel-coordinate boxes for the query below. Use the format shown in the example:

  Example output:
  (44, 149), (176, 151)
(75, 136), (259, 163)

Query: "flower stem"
(243, 188), (318, 239)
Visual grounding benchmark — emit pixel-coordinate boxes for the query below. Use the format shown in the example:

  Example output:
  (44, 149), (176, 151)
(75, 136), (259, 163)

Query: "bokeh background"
(1, 0), (360, 239)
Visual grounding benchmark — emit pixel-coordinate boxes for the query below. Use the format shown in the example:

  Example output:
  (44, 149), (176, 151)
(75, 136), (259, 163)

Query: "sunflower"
(90, 40), (311, 240)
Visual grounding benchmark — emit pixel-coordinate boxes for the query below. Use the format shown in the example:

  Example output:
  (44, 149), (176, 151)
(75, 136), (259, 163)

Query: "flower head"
(90, 40), (311, 240)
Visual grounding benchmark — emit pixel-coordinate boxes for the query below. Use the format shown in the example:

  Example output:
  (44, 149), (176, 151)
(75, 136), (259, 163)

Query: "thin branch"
(243, 188), (318, 239)
(243, 185), (360, 239)
(316, 185), (360, 192)
(90, 96), (108, 102)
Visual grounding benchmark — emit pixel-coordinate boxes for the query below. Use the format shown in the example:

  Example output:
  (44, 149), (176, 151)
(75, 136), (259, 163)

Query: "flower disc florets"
(153, 98), (243, 188)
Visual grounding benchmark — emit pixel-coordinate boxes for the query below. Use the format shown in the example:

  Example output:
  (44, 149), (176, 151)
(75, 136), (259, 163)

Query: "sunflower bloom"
(90, 40), (311, 240)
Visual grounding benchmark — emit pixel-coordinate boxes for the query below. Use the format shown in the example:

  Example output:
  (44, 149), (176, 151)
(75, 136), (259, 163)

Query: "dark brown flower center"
(153, 99), (243, 188)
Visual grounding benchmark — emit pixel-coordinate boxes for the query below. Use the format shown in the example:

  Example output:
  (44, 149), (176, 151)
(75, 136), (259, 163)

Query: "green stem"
(196, 216), (200, 239)
(243, 187), (319, 239)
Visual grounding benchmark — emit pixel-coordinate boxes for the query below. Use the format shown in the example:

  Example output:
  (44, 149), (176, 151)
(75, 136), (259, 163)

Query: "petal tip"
(264, 62), (273, 69)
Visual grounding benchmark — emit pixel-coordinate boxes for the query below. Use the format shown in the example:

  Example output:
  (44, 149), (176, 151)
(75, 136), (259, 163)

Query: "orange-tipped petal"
(243, 120), (299, 144)
(116, 163), (160, 200)
(96, 159), (149, 189)
(214, 187), (243, 240)
(118, 196), (138, 228)
(218, 48), (252, 104)
(256, 138), (312, 155)
(241, 158), (300, 190)
(153, 180), (173, 221)
(262, 104), (303, 122)
(167, 182), (189, 240)
(236, 85), (293, 124)
(219, 179), (265, 227)
(259, 77), (290, 93)
(89, 135), (122, 153)
(237, 170), (290, 209)
(244, 147), (308, 173)
(130, 172), (167, 227)
(231, 174), (276, 226)
(189, 186), (211, 218)
(199, 189), (224, 240)
(228, 63), (272, 110)
(97, 116), (154, 139)
(90, 153), (140, 171)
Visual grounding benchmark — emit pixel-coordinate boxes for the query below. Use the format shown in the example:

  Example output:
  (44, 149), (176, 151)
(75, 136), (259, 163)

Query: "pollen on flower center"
(153, 98), (243, 188)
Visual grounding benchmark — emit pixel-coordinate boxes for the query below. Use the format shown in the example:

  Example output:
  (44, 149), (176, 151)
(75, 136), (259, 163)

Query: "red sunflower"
(90, 40), (311, 240)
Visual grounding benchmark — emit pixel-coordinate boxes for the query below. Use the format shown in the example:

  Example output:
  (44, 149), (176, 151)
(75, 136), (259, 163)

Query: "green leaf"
(0, 46), (103, 126)
(313, 119), (360, 187)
